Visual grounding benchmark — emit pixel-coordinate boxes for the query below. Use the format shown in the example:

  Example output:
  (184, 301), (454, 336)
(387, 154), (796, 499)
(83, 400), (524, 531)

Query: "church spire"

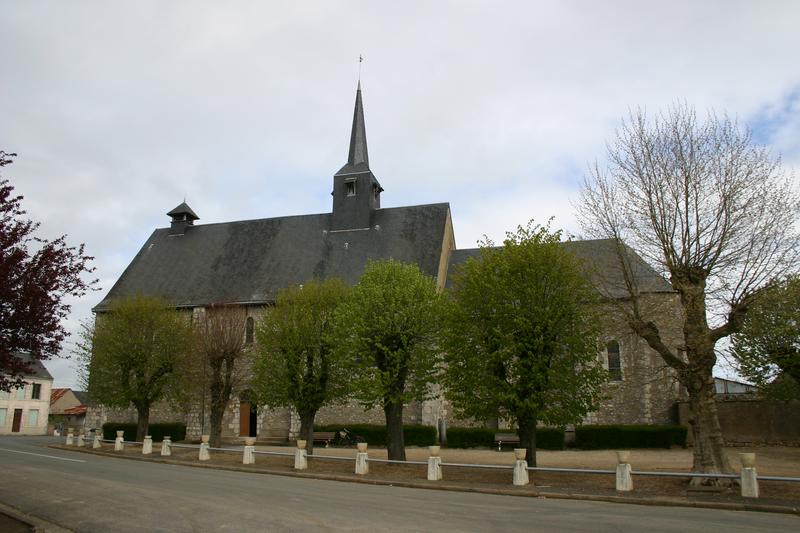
(345, 80), (369, 171)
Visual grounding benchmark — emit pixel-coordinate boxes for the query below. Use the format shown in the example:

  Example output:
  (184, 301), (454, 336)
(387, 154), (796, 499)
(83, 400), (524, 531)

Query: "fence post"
(161, 436), (172, 456)
(199, 435), (210, 461)
(294, 439), (307, 470)
(615, 451), (633, 491)
(142, 435), (153, 455)
(513, 448), (529, 486)
(739, 453), (759, 498)
(77, 431), (85, 447)
(243, 437), (256, 465)
(66, 430), (74, 446)
(355, 442), (369, 475)
(427, 445), (442, 481)
(93, 434), (102, 449)
(114, 430), (124, 451)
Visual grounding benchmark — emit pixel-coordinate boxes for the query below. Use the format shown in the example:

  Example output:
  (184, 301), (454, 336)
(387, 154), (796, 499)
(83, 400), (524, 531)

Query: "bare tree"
(190, 304), (251, 447)
(579, 103), (799, 480)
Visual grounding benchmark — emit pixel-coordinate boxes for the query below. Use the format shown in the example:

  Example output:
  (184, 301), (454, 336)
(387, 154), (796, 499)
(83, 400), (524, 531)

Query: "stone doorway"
(239, 402), (257, 438)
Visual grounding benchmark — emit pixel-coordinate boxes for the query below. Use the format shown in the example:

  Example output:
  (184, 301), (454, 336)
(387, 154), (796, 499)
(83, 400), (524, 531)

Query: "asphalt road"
(0, 436), (797, 532)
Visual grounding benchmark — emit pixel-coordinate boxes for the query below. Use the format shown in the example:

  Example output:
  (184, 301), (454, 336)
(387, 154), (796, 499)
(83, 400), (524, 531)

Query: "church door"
(239, 402), (258, 437)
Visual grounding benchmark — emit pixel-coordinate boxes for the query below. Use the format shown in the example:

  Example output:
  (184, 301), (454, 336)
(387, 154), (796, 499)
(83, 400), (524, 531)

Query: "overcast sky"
(2, 1), (799, 388)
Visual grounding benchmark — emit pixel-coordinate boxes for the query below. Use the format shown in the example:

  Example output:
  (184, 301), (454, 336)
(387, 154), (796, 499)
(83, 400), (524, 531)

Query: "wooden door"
(239, 402), (250, 437)
(12, 409), (22, 432)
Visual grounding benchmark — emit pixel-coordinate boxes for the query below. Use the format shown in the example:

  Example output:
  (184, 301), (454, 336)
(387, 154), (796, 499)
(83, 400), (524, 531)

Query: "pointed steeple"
(338, 81), (370, 175)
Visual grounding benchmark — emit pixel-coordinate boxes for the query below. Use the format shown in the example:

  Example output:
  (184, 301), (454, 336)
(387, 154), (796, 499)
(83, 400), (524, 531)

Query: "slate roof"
(94, 203), (451, 311)
(446, 239), (673, 298)
(10, 352), (54, 380)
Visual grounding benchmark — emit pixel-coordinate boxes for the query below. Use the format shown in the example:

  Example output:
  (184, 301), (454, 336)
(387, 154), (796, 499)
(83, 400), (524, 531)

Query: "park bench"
(312, 431), (336, 447)
(494, 433), (520, 451)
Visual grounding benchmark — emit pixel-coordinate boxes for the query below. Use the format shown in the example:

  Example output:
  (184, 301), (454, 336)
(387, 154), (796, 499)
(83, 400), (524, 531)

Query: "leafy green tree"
(80, 296), (190, 441)
(330, 260), (442, 461)
(253, 279), (350, 454)
(732, 277), (800, 400)
(442, 221), (606, 467)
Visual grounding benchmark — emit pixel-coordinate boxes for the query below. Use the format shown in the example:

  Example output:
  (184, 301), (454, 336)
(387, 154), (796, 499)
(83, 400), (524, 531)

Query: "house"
(87, 82), (685, 441)
(0, 353), (53, 435)
(49, 388), (89, 433)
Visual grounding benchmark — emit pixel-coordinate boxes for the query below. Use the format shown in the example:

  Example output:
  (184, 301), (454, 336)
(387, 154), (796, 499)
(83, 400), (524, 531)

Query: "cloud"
(2, 0), (799, 387)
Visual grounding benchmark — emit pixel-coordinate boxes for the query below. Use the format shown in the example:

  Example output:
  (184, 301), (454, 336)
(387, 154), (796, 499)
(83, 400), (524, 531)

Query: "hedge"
(573, 424), (687, 450)
(313, 424), (437, 447)
(102, 422), (186, 442)
(445, 427), (565, 450)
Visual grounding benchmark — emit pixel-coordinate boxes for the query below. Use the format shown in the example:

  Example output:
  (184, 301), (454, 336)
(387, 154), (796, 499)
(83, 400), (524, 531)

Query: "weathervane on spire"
(358, 54), (364, 82)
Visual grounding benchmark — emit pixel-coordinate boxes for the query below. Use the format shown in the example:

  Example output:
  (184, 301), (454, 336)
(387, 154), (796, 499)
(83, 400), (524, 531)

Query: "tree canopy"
(1, 151), (96, 391)
(81, 295), (190, 440)
(442, 221), (605, 466)
(732, 276), (800, 400)
(579, 103), (800, 478)
(253, 278), (350, 453)
(329, 260), (442, 461)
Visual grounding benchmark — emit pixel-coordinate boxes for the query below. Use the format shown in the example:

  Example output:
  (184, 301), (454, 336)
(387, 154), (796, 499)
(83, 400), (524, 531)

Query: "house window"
(27, 409), (39, 427)
(345, 179), (356, 196)
(0, 408), (6, 427)
(245, 317), (254, 345)
(0, 390), (9, 400)
(32, 383), (41, 400)
(607, 341), (622, 381)
(15, 385), (26, 400)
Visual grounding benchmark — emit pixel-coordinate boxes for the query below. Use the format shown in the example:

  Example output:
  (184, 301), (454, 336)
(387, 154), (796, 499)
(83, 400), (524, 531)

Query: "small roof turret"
(167, 201), (199, 236)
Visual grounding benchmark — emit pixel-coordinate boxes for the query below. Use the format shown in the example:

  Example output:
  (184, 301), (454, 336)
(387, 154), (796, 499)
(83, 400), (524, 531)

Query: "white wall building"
(0, 353), (53, 436)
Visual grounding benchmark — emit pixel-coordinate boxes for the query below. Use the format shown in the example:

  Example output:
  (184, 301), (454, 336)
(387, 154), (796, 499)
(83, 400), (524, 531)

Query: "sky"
(2, 1), (799, 388)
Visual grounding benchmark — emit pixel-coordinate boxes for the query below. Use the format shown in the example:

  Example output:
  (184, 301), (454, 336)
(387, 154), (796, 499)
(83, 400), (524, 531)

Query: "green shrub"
(574, 424), (687, 450)
(445, 427), (564, 450)
(314, 424), (437, 447)
(101, 422), (186, 442)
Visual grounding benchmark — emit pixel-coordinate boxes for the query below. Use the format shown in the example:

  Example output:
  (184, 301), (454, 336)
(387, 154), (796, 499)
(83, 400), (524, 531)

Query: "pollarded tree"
(579, 104), (800, 479)
(330, 260), (442, 461)
(731, 276), (800, 400)
(1, 151), (96, 391)
(81, 295), (190, 441)
(253, 278), (350, 454)
(442, 221), (606, 467)
(190, 304), (251, 447)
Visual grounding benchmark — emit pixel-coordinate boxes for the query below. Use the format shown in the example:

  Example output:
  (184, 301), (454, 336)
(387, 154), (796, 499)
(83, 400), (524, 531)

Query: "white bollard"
(114, 430), (124, 451)
(93, 434), (102, 449)
(513, 448), (529, 486)
(142, 435), (153, 455)
(427, 445), (442, 481)
(77, 432), (85, 447)
(294, 439), (307, 470)
(740, 453), (759, 498)
(355, 442), (369, 475)
(66, 431), (74, 446)
(161, 436), (172, 456)
(243, 437), (256, 465)
(615, 450), (634, 492)
(199, 435), (210, 461)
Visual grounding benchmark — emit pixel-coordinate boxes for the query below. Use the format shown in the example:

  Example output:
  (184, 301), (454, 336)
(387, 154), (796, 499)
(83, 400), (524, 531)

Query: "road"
(0, 436), (797, 532)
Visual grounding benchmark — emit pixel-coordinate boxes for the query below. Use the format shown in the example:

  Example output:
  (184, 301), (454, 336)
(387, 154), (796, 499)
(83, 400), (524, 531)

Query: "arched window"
(245, 317), (254, 345)
(607, 340), (622, 381)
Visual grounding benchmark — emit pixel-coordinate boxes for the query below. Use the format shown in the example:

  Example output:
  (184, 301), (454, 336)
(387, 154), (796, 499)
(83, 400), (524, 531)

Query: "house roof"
(446, 239), (673, 298)
(9, 352), (54, 380)
(50, 387), (70, 404)
(63, 405), (88, 416)
(94, 203), (451, 311)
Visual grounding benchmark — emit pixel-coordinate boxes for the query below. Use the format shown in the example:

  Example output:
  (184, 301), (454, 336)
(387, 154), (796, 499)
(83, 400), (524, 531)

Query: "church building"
(89, 83), (684, 441)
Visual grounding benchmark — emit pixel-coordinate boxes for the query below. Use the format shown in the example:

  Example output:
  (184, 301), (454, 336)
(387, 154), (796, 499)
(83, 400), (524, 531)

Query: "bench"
(494, 433), (520, 451)
(312, 432), (336, 447)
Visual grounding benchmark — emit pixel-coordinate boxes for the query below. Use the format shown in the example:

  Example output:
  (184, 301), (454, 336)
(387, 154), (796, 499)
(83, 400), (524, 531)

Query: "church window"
(607, 340), (622, 381)
(245, 317), (254, 345)
(345, 178), (356, 196)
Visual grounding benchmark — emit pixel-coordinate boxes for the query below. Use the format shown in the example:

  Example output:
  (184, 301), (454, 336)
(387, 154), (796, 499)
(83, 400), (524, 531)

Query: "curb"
(0, 500), (74, 533)
(49, 445), (800, 516)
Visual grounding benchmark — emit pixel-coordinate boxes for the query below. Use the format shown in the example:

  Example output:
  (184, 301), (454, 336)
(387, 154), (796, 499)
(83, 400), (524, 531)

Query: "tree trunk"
(384, 401), (406, 461)
(299, 411), (316, 456)
(209, 400), (225, 448)
(686, 373), (734, 484)
(135, 403), (150, 442)
(517, 415), (537, 467)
